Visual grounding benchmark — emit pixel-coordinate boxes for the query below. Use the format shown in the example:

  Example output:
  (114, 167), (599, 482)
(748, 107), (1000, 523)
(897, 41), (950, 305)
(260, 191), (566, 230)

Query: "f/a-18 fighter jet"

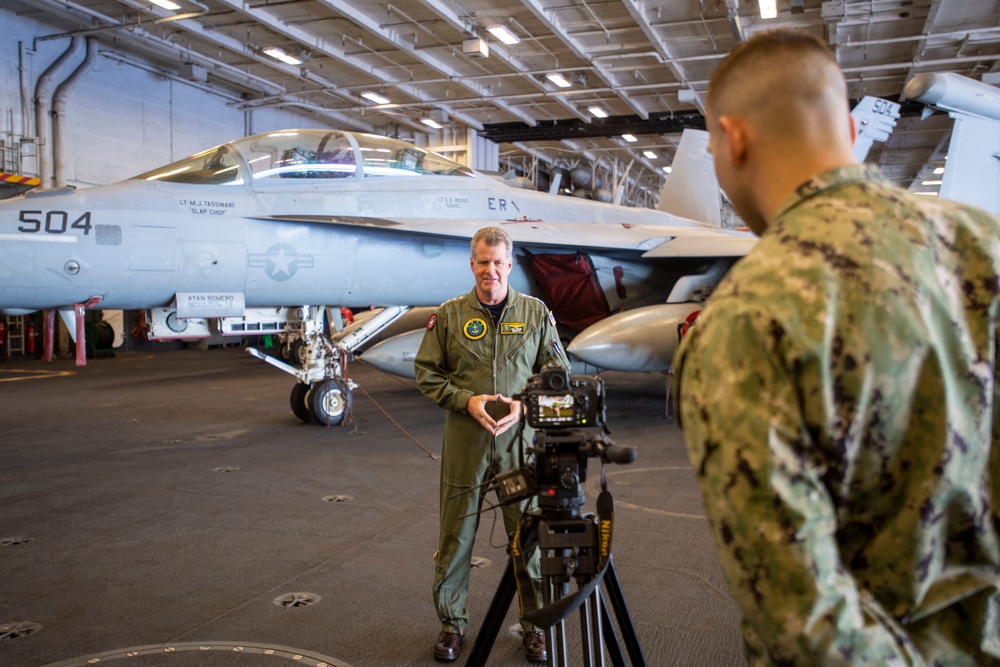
(0, 95), (898, 426)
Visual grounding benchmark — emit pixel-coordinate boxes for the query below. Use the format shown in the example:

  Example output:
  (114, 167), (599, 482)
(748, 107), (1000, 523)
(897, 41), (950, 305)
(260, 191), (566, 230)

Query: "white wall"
(0, 7), (336, 188)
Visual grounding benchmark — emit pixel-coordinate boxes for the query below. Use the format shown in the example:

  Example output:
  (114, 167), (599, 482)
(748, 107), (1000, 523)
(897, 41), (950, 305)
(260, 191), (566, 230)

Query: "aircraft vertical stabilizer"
(655, 129), (722, 227)
(850, 96), (901, 162)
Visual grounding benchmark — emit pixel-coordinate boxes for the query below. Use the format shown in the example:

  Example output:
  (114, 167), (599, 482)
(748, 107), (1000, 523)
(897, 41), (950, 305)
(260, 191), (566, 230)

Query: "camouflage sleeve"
(414, 313), (473, 413)
(676, 301), (925, 665)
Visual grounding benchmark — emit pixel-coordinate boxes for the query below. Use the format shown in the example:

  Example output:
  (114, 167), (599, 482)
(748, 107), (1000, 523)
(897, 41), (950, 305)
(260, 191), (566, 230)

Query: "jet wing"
(255, 215), (757, 258)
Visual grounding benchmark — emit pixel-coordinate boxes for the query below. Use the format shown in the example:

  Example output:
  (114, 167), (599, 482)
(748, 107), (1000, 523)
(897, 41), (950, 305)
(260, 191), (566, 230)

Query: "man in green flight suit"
(674, 29), (1000, 666)
(415, 226), (570, 663)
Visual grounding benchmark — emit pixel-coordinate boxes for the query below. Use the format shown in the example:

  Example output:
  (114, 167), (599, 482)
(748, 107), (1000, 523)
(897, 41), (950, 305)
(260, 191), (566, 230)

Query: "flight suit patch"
(464, 317), (487, 340)
(500, 322), (526, 334)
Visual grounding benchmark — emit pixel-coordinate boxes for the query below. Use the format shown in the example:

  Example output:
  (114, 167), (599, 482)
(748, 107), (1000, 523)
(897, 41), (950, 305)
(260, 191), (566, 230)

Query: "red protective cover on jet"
(525, 252), (610, 332)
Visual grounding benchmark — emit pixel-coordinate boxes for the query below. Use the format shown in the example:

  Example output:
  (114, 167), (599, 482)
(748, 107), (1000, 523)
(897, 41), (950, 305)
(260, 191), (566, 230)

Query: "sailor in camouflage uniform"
(673, 29), (1000, 666)
(415, 226), (569, 663)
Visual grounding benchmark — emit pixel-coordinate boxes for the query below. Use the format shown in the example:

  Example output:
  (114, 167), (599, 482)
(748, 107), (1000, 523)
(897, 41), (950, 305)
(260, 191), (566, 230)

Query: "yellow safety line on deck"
(0, 368), (76, 382)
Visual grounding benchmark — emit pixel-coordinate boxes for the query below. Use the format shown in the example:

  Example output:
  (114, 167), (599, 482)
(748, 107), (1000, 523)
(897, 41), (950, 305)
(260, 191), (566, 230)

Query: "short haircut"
(707, 29), (847, 138)
(470, 226), (513, 259)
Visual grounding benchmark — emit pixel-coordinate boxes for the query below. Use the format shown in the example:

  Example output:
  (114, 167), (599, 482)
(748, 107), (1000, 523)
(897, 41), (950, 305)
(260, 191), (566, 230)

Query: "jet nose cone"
(568, 304), (702, 373)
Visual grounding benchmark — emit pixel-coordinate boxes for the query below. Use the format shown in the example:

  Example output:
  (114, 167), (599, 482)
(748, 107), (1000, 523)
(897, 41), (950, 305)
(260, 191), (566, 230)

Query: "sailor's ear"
(717, 115), (747, 167)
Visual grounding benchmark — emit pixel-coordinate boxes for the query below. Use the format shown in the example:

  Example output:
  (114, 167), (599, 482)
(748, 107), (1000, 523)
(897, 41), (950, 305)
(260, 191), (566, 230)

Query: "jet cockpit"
(134, 129), (475, 186)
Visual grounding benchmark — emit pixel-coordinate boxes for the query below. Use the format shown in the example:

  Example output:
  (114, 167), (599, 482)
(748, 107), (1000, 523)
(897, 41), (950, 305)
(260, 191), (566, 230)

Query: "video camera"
(490, 366), (635, 518)
(519, 366), (604, 430)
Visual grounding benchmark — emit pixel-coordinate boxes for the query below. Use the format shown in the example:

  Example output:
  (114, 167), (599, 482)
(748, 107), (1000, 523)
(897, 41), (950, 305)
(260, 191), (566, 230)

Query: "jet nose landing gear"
(305, 379), (354, 426)
(247, 305), (411, 428)
(289, 380), (354, 426)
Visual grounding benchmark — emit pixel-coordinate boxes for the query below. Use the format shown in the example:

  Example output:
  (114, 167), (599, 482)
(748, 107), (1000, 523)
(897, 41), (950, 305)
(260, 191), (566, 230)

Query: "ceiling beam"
(621, 0), (706, 114)
(481, 111), (705, 142)
(418, 0), (591, 123)
(519, 0), (650, 119)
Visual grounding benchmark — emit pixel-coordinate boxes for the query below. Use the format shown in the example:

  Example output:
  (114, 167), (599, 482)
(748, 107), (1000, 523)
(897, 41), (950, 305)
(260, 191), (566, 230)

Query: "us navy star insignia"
(248, 243), (315, 281)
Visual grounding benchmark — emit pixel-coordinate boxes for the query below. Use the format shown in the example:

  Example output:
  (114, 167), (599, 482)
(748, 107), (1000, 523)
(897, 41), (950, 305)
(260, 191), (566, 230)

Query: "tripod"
(464, 501), (646, 667)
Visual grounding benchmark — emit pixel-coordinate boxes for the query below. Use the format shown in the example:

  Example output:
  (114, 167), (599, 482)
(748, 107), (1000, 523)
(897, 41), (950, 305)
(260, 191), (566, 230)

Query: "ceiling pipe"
(34, 35), (85, 189)
(52, 37), (99, 188)
(98, 50), (243, 102)
(34, 0), (209, 43)
(31, 0), (284, 96)
(834, 26), (1000, 49)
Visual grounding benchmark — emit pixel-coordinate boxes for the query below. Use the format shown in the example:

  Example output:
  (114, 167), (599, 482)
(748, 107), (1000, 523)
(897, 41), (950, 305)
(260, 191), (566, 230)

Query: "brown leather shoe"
(433, 631), (464, 662)
(523, 630), (547, 663)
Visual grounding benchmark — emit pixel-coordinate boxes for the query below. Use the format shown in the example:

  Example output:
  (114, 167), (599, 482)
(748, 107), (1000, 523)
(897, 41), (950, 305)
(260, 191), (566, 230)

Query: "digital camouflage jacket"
(675, 164), (1000, 666)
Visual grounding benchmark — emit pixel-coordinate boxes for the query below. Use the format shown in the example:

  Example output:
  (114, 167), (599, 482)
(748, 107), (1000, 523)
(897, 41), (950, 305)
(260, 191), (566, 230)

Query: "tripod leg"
(598, 591), (626, 667)
(547, 580), (569, 667)
(464, 560), (517, 667)
(580, 587), (607, 667)
(601, 558), (647, 667)
(579, 595), (594, 667)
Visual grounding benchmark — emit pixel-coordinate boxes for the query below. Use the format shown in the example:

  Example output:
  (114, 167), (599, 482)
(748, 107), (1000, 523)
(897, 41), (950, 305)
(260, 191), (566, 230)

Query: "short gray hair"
(470, 226), (513, 259)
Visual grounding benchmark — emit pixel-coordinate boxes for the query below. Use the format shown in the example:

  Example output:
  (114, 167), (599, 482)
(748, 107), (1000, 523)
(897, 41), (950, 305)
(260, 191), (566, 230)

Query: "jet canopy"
(133, 129), (475, 185)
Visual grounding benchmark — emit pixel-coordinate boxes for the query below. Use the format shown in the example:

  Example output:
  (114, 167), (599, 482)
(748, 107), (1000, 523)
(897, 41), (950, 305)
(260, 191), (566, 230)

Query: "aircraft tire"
(290, 383), (312, 423)
(308, 380), (352, 426)
(292, 340), (308, 364)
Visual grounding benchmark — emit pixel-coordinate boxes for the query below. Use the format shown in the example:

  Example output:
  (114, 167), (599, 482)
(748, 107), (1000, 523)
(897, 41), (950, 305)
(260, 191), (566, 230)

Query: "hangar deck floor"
(0, 347), (744, 667)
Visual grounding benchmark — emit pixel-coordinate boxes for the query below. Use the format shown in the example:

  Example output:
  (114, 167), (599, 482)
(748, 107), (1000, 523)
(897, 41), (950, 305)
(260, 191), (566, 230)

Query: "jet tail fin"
(655, 129), (722, 227)
(851, 96), (901, 162)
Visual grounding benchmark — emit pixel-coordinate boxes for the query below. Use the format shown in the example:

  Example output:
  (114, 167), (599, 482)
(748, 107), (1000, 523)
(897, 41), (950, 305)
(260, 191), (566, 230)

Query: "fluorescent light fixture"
(587, 106), (608, 118)
(921, 180), (943, 185)
(933, 166), (945, 175)
(421, 118), (443, 129)
(643, 150), (657, 159)
(914, 191), (939, 196)
(149, 0), (181, 9)
(759, 0), (778, 19)
(662, 166), (673, 174)
(487, 25), (520, 45)
(264, 47), (302, 66)
(361, 91), (391, 105)
(621, 134), (637, 143)
(546, 73), (572, 88)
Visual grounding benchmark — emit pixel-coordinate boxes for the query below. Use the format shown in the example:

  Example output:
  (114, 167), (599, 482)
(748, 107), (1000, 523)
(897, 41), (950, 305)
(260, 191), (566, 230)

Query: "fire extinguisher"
(25, 320), (36, 355)
(0, 320), (6, 347)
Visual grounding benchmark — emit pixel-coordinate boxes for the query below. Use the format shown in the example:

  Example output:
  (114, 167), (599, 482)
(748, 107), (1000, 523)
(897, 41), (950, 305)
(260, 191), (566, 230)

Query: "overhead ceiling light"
(662, 166), (673, 174)
(421, 118), (443, 129)
(914, 191), (938, 196)
(487, 25), (520, 45)
(546, 73), (572, 88)
(264, 47), (302, 66)
(149, 0), (181, 9)
(921, 180), (943, 185)
(758, 0), (778, 19)
(361, 91), (391, 105)
(587, 106), (608, 118)
(933, 166), (945, 175)
(643, 150), (657, 159)
(621, 134), (637, 143)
